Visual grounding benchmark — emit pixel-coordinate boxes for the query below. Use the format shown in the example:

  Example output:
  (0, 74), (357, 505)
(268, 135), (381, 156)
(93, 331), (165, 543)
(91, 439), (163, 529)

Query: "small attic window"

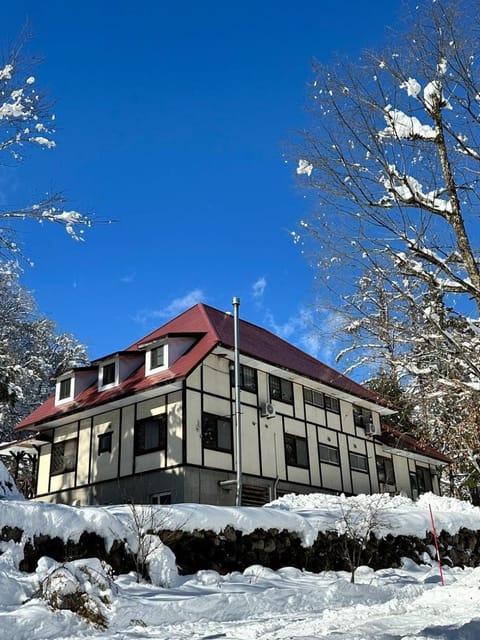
(146, 343), (167, 375)
(59, 378), (72, 400)
(99, 360), (118, 390)
(56, 377), (73, 404)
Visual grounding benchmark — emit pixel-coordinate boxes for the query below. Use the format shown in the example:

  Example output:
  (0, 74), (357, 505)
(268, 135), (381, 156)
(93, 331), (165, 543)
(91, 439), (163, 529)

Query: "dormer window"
(59, 378), (72, 401)
(56, 376), (73, 404)
(146, 343), (167, 375)
(151, 345), (165, 369)
(99, 360), (118, 390)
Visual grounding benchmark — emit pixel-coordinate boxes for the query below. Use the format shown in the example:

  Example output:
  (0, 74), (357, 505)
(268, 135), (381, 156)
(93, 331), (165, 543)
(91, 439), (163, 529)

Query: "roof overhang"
(214, 346), (395, 415)
(382, 446), (449, 467)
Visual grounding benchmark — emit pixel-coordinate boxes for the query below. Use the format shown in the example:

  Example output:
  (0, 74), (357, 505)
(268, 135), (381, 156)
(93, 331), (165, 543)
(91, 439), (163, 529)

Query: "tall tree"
(293, 0), (480, 496)
(0, 262), (88, 440)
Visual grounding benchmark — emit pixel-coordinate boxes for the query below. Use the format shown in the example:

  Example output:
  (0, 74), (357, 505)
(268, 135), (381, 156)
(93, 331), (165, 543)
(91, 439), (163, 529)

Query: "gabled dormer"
(94, 351), (144, 392)
(54, 366), (97, 407)
(140, 335), (197, 377)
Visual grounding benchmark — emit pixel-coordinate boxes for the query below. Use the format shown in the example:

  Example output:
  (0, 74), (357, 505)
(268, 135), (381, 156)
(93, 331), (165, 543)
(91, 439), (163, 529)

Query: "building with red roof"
(15, 303), (449, 505)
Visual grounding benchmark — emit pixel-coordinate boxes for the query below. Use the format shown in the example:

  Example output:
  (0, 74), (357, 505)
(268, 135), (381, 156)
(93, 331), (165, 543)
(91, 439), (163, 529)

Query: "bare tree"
(335, 494), (390, 583)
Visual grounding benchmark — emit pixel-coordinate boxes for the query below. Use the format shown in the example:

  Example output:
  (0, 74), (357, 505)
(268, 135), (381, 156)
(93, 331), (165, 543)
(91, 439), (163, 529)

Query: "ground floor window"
(349, 451), (368, 472)
(202, 412), (232, 452)
(135, 415), (167, 455)
(50, 438), (77, 475)
(151, 492), (171, 505)
(319, 443), (340, 465)
(284, 434), (309, 468)
(376, 456), (395, 486)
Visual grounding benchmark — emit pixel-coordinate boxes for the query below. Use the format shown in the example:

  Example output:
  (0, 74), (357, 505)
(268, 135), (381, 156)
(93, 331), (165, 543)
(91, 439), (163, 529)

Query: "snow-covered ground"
(2, 485), (480, 639)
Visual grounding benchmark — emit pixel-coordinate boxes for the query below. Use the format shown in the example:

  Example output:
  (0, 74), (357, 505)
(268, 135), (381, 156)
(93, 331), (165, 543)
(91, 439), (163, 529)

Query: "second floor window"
(269, 375), (293, 404)
(284, 434), (309, 468)
(135, 415), (167, 455)
(304, 387), (324, 408)
(202, 412), (232, 452)
(230, 364), (257, 393)
(353, 405), (373, 430)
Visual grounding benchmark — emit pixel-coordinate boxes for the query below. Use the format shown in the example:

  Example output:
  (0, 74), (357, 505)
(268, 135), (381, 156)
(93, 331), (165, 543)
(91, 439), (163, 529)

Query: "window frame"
(349, 451), (369, 473)
(318, 443), (340, 465)
(58, 377), (72, 401)
(353, 405), (373, 430)
(50, 438), (78, 476)
(304, 387), (325, 408)
(134, 414), (167, 456)
(376, 455), (395, 487)
(149, 344), (165, 371)
(416, 466), (433, 494)
(230, 364), (258, 394)
(284, 433), (309, 469)
(324, 395), (340, 413)
(98, 431), (113, 455)
(269, 375), (294, 404)
(99, 360), (117, 389)
(201, 412), (233, 453)
(151, 492), (172, 505)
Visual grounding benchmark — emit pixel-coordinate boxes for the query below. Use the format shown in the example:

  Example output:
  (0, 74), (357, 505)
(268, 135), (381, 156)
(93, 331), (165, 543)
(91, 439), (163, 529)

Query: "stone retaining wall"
(3, 524), (480, 576)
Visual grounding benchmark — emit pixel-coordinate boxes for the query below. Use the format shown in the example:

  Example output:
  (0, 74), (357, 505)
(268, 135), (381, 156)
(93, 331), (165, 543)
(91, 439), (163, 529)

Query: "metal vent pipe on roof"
(233, 296), (242, 507)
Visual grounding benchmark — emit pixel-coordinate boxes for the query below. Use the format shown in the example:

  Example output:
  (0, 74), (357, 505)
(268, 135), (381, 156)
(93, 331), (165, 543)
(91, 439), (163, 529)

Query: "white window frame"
(55, 375), (74, 405)
(98, 358), (119, 391)
(146, 342), (168, 376)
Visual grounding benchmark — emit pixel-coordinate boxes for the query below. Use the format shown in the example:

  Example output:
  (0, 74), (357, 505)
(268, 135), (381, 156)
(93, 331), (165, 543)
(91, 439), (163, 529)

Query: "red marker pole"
(429, 504), (445, 586)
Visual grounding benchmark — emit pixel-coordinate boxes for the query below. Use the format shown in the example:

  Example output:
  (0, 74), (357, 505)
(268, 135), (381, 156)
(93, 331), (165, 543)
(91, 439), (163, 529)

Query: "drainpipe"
(233, 296), (242, 506)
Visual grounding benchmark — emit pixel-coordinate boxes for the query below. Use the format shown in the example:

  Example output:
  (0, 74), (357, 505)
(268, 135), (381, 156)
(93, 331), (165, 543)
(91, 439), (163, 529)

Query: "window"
(269, 375), (293, 404)
(230, 364), (257, 393)
(151, 492), (171, 505)
(304, 387), (324, 408)
(324, 395), (340, 413)
(134, 415), (167, 455)
(98, 432), (113, 455)
(349, 451), (369, 472)
(202, 412), (232, 452)
(284, 434), (309, 468)
(58, 378), (72, 401)
(319, 443), (340, 465)
(101, 362), (116, 387)
(416, 466), (433, 494)
(50, 439), (77, 475)
(376, 456), (395, 486)
(353, 405), (373, 430)
(150, 345), (165, 370)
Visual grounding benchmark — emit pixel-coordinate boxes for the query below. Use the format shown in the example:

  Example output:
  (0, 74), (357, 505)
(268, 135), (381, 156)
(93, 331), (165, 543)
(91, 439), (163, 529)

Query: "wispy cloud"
(133, 288), (205, 326)
(263, 306), (342, 368)
(120, 274), (135, 284)
(252, 276), (267, 299)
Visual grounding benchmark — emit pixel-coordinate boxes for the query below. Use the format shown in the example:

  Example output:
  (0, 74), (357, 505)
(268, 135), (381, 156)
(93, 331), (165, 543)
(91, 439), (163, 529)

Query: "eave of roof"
(378, 423), (452, 465)
(16, 302), (394, 431)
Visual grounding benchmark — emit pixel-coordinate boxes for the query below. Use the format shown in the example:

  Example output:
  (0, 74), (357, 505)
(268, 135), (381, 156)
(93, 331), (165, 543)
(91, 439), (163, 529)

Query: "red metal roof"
(378, 423), (452, 464)
(16, 302), (391, 431)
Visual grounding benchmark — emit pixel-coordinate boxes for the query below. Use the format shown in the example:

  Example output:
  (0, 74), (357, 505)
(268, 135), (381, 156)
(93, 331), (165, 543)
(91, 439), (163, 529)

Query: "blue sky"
(2, 1), (401, 367)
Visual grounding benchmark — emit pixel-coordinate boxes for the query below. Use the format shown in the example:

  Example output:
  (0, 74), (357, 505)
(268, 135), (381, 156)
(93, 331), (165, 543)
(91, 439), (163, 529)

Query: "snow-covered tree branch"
(293, 0), (480, 498)
(0, 37), (93, 255)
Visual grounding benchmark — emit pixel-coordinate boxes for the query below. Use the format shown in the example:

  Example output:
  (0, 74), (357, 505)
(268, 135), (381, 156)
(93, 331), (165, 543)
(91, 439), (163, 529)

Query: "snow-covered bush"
(0, 458), (22, 499)
(38, 557), (116, 628)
